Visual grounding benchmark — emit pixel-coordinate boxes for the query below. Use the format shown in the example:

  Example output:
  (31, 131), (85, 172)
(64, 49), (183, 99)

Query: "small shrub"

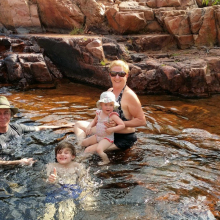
(69, 27), (84, 35)
(202, 0), (220, 5)
(100, 59), (109, 66)
(171, 53), (180, 57)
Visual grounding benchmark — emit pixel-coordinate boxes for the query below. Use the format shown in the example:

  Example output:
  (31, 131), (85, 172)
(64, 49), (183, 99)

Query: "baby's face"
(56, 148), (75, 165)
(101, 102), (114, 114)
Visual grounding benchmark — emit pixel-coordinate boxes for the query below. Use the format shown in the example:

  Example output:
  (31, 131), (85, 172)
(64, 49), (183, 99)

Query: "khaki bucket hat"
(0, 96), (19, 116)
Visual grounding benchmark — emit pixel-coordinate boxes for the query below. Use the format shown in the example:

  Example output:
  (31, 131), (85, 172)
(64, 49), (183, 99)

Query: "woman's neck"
(113, 84), (126, 97)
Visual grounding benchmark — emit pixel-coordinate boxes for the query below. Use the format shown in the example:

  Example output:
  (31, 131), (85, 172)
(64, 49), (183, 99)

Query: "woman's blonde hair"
(109, 60), (129, 74)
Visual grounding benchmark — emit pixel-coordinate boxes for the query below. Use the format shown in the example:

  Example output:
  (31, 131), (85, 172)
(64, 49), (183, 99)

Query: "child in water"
(43, 141), (86, 219)
(81, 91), (125, 165)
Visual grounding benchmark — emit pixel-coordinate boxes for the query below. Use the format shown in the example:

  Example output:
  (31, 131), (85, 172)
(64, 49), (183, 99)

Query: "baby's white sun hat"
(96, 91), (120, 110)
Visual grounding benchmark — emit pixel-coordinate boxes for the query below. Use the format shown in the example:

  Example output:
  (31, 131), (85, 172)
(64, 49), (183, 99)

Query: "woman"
(74, 60), (146, 155)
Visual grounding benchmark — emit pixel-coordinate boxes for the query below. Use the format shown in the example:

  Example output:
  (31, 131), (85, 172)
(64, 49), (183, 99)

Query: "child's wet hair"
(55, 141), (76, 157)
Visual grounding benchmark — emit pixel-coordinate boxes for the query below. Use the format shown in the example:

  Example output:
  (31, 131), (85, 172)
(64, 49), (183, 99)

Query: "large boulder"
(0, 0), (42, 34)
(3, 52), (55, 88)
(164, 14), (191, 35)
(4, 54), (23, 82)
(106, 8), (146, 34)
(36, 37), (112, 88)
(18, 54), (53, 83)
(36, 0), (85, 33)
(190, 7), (217, 46)
(76, 0), (105, 28)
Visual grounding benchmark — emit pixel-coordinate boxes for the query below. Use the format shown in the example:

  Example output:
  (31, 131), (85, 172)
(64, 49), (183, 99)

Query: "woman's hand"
(106, 127), (114, 135)
(48, 167), (57, 183)
(104, 120), (117, 128)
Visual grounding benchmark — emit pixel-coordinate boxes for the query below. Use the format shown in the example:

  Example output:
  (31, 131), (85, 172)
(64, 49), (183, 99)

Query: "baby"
(81, 91), (125, 165)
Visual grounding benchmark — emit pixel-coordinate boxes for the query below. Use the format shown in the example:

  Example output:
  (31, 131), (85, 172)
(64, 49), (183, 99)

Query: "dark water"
(0, 81), (220, 220)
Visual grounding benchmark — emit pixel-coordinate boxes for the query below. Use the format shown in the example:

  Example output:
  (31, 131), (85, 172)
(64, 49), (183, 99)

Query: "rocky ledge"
(1, 34), (220, 98)
(1, 0), (220, 97)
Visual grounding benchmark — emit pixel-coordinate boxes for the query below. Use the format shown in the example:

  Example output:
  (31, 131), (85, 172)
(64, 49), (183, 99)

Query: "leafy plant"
(202, 0), (220, 5)
(171, 53), (180, 57)
(100, 59), (109, 66)
(69, 27), (84, 35)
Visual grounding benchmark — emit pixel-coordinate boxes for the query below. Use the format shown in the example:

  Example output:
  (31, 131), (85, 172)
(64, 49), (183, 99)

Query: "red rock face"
(106, 8), (146, 34)
(0, 0), (42, 33)
(193, 7), (217, 47)
(0, 0), (219, 49)
(36, 0), (85, 32)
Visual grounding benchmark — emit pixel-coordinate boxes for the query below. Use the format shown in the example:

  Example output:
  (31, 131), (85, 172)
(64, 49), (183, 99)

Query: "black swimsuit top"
(112, 85), (128, 121)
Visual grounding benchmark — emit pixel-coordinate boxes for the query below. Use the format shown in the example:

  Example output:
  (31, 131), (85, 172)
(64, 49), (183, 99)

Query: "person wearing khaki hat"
(0, 96), (74, 166)
(0, 96), (19, 117)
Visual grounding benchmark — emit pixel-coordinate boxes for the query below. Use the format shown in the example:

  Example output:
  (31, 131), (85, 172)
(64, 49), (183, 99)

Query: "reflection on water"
(0, 81), (220, 219)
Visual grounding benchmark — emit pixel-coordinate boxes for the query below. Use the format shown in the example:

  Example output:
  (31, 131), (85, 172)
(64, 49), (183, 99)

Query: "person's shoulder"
(8, 123), (24, 134)
(96, 109), (101, 115)
(72, 161), (81, 167)
(109, 112), (119, 118)
(9, 123), (20, 129)
(72, 161), (85, 169)
(124, 86), (138, 99)
(46, 162), (57, 173)
(46, 162), (57, 168)
(107, 87), (113, 92)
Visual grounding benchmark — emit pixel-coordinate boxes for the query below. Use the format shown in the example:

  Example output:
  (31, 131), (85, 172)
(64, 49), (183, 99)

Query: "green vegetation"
(202, 0), (220, 5)
(171, 53), (180, 57)
(69, 27), (84, 35)
(100, 59), (109, 66)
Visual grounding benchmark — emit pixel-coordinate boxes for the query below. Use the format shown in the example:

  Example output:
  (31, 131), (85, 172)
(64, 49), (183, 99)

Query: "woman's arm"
(0, 158), (36, 166)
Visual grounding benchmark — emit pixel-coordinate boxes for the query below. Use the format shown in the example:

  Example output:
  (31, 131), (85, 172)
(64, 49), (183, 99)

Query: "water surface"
(0, 81), (220, 220)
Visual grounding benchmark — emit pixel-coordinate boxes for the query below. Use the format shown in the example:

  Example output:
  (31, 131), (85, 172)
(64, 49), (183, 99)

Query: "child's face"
(100, 102), (114, 114)
(56, 148), (75, 165)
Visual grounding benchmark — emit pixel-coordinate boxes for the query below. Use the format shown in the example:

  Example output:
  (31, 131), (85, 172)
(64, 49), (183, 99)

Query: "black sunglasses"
(109, 71), (127, 77)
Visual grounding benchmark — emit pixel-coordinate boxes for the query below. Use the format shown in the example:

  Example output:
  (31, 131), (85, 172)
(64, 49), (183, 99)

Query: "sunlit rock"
(193, 7), (217, 46)
(189, 8), (203, 34)
(0, 0), (42, 34)
(175, 35), (194, 49)
(164, 14), (191, 35)
(85, 39), (105, 60)
(106, 8), (146, 34)
(214, 6), (220, 47)
(76, 0), (105, 27)
(157, 0), (181, 7)
(36, 0), (85, 33)
(135, 34), (177, 51)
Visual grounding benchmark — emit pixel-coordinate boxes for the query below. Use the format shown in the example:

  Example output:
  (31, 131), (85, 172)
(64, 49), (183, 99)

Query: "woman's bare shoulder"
(124, 86), (139, 99)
